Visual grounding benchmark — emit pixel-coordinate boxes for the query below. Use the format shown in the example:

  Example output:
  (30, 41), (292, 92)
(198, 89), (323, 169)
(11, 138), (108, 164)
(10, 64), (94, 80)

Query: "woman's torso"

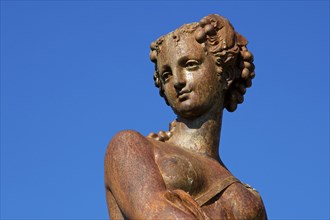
(150, 138), (264, 219)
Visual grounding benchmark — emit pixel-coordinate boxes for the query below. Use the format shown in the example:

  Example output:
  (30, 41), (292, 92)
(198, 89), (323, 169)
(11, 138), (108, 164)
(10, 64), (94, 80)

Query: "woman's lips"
(177, 90), (191, 101)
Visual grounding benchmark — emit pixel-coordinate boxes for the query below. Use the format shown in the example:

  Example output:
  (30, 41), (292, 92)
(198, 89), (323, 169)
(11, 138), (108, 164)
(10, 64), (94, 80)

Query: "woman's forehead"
(158, 33), (204, 62)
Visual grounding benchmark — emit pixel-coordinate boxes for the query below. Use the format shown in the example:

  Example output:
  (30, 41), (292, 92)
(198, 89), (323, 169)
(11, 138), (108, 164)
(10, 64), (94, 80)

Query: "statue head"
(150, 14), (255, 113)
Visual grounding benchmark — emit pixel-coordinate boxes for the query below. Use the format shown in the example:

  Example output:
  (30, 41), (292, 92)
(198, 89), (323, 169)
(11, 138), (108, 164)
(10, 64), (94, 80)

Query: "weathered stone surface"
(105, 14), (267, 219)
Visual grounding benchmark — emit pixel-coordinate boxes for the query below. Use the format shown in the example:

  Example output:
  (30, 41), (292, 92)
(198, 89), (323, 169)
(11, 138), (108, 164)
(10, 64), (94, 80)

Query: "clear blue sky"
(1, 1), (329, 219)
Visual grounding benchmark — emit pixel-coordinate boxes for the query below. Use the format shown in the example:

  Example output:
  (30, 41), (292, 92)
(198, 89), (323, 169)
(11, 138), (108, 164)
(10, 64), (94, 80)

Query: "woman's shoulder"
(105, 130), (153, 159)
(109, 129), (146, 143)
(104, 130), (160, 188)
(221, 182), (267, 219)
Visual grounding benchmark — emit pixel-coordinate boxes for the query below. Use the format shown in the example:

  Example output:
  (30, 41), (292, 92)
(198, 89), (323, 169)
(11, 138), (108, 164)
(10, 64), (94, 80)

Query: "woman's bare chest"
(152, 141), (229, 197)
(155, 150), (204, 195)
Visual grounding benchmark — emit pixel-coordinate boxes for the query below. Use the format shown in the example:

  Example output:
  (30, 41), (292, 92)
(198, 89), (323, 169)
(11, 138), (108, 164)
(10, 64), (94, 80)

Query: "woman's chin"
(172, 105), (206, 119)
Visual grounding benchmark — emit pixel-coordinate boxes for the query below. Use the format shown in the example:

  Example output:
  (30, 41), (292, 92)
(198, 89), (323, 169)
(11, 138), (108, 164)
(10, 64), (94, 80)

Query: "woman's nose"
(173, 70), (186, 90)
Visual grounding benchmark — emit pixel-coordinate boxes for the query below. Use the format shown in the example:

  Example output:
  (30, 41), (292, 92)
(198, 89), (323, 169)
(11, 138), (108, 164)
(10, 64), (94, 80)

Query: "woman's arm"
(104, 130), (207, 219)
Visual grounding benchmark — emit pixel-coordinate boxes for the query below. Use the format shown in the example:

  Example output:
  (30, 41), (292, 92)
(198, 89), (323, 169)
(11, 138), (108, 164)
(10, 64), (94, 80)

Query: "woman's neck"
(167, 107), (223, 161)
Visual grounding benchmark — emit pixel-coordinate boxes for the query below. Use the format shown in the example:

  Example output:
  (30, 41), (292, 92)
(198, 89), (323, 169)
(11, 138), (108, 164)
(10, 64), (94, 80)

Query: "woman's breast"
(155, 151), (205, 196)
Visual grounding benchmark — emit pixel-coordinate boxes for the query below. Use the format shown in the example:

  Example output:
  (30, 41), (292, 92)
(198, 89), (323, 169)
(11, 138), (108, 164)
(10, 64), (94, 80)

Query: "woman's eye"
(185, 60), (199, 70)
(161, 72), (172, 82)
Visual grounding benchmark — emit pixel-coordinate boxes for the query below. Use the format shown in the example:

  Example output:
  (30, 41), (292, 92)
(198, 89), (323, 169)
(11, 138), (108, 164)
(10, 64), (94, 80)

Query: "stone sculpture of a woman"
(104, 14), (267, 219)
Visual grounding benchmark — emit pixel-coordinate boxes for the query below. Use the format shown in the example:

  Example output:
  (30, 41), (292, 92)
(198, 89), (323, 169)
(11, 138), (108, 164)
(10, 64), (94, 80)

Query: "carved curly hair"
(149, 14), (255, 112)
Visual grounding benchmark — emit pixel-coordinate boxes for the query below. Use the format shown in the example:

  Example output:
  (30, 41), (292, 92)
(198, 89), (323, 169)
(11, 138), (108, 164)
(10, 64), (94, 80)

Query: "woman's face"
(157, 33), (225, 119)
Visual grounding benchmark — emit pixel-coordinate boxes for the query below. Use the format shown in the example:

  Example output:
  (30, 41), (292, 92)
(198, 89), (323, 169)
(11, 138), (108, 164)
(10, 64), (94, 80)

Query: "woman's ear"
(215, 65), (233, 91)
(226, 66), (236, 86)
(223, 66), (236, 90)
(215, 65), (223, 78)
(215, 52), (238, 89)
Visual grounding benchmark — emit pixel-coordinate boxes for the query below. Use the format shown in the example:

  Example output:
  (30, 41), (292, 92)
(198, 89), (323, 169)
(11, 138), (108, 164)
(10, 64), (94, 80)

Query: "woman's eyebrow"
(177, 54), (202, 66)
(159, 64), (171, 73)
